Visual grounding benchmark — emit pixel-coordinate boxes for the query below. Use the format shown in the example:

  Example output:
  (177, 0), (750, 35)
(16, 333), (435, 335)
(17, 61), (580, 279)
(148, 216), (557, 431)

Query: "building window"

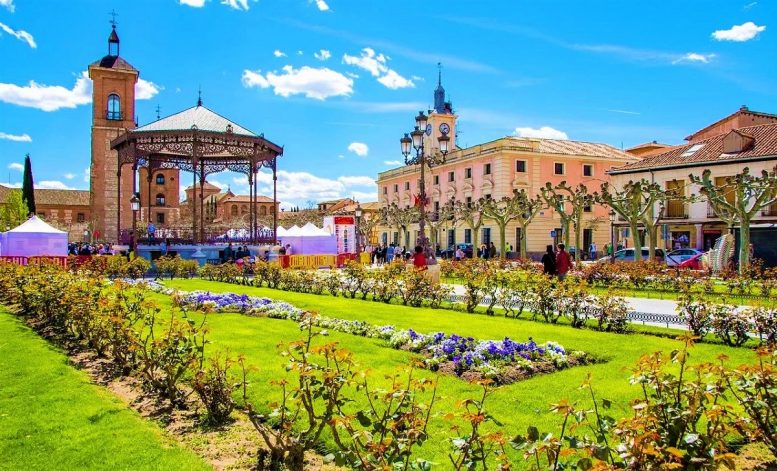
(155, 174), (165, 185)
(383, 186), (387, 194)
(516, 160), (527, 173)
(583, 164), (593, 177)
(433, 175), (439, 185)
(155, 193), (166, 206)
(107, 94), (121, 120)
(484, 163), (491, 175)
(482, 227), (492, 246)
(484, 194), (492, 200)
(448, 171), (455, 182)
(554, 162), (565, 175)
(466, 196), (472, 207)
(583, 203), (592, 213)
(260, 206), (267, 216)
(393, 184), (398, 192)
(231, 206), (238, 216)
(666, 179), (686, 218)
(241, 205), (248, 215)
(404, 181), (410, 190)
(433, 201), (440, 213)
(76, 213), (85, 223)
(156, 213), (165, 224)
(465, 167), (472, 179)
(464, 229), (472, 244)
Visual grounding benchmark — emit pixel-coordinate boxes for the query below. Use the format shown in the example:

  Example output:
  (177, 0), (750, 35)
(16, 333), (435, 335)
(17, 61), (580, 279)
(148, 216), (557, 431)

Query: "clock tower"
(423, 63), (457, 154)
(89, 23), (138, 242)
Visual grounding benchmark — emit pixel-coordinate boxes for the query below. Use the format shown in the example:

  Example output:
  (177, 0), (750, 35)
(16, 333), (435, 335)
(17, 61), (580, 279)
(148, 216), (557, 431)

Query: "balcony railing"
(106, 111), (122, 120)
(707, 204), (717, 218)
(762, 207), (777, 217)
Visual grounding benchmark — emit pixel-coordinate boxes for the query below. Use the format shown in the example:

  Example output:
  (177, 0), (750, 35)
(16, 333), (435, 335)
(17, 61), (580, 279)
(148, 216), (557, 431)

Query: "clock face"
(425, 124), (432, 136)
(439, 123), (450, 135)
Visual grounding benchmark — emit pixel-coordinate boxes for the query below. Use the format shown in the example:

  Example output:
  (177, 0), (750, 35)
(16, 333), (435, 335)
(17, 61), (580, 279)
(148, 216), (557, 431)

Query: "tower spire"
(433, 62), (446, 114)
(437, 62), (442, 87)
(197, 86), (202, 107)
(107, 10), (120, 56)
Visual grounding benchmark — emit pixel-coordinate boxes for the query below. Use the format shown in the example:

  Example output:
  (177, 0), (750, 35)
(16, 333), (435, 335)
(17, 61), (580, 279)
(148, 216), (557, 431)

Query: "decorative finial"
(197, 86), (202, 107)
(437, 62), (442, 87)
(109, 9), (118, 29)
(155, 105), (161, 120)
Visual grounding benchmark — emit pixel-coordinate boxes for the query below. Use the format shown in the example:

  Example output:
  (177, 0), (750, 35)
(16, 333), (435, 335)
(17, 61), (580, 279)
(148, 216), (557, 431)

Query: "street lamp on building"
(609, 209), (616, 263)
(354, 203), (363, 256)
(130, 192), (140, 255)
(83, 229), (90, 243)
(400, 110), (449, 262)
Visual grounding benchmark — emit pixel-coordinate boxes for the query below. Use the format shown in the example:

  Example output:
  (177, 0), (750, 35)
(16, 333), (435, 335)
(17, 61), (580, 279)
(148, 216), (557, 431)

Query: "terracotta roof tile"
(507, 137), (635, 161)
(0, 186), (90, 206)
(222, 194), (275, 203)
(611, 122), (777, 174)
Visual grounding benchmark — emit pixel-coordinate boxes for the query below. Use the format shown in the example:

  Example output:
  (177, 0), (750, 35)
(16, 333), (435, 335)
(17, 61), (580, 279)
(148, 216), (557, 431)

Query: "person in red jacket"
(555, 243), (572, 280)
(412, 245), (428, 270)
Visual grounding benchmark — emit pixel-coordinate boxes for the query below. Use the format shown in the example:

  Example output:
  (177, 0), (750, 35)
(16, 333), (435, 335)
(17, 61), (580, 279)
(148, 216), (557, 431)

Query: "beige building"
(376, 77), (638, 257)
(610, 110), (777, 254)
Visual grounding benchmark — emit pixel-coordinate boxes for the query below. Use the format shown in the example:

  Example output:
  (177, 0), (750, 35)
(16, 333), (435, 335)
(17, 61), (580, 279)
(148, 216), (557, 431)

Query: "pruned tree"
(0, 188), (30, 230)
(596, 179), (667, 261)
(453, 198), (485, 252)
(541, 182), (596, 261)
(480, 190), (536, 259)
(379, 203), (418, 247)
(358, 212), (382, 246)
(426, 198), (456, 251)
(512, 190), (544, 259)
(690, 167), (777, 272)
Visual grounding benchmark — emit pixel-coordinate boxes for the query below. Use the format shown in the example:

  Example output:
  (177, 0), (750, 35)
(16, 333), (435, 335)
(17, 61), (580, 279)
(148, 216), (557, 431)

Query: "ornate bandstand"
(111, 101), (283, 244)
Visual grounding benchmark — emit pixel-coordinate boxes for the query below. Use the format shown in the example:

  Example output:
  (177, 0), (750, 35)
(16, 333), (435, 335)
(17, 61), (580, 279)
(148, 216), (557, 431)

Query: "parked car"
(597, 247), (666, 263)
(665, 248), (704, 267)
(677, 252), (705, 270)
(439, 243), (474, 259)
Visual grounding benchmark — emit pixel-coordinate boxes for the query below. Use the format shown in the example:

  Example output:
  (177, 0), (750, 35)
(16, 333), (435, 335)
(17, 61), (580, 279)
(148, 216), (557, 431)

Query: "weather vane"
(109, 9), (118, 28)
(155, 105), (161, 120)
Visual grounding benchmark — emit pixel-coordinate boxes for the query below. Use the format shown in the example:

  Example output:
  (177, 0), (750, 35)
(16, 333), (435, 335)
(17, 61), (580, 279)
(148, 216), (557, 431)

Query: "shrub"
(556, 280), (592, 328)
(751, 307), (777, 345)
(676, 291), (715, 338)
(192, 352), (236, 425)
(125, 257), (151, 279)
(727, 347), (777, 455)
(711, 307), (752, 347)
(593, 294), (630, 333)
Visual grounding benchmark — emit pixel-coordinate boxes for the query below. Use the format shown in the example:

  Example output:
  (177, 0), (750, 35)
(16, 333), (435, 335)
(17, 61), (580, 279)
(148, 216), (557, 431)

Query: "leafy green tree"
(379, 203), (418, 246)
(22, 154), (35, 216)
(0, 188), (30, 230)
(690, 167), (777, 272)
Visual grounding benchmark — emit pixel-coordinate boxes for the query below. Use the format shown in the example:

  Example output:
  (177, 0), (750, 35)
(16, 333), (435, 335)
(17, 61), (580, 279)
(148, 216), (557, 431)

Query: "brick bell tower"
(89, 22), (138, 242)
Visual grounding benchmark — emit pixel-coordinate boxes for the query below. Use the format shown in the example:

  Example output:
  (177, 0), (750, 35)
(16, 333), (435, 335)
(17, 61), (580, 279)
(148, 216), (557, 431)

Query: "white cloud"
(179, 0), (206, 6)
(63, 173), (75, 180)
(384, 160), (402, 166)
(377, 69), (414, 90)
(712, 22), (766, 42)
(0, 71), (158, 112)
(0, 22), (36, 48)
(0, 132), (31, 142)
(313, 0), (330, 11)
(251, 170), (377, 205)
(221, 0), (252, 10)
(273, 49), (286, 58)
(313, 49), (331, 61)
(337, 176), (375, 187)
(0, 0), (14, 13)
(37, 180), (75, 190)
(672, 53), (716, 64)
(513, 126), (568, 140)
(342, 48), (414, 89)
(8, 162), (23, 171)
(135, 78), (161, 100)
(297, 50), (304, 55)
(347, 142), (369, 156)
(242, 66), (353, 100)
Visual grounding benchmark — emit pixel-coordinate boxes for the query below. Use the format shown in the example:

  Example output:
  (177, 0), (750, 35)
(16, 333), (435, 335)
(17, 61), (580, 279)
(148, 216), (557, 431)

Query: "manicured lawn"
(0, 309), (208, 471)
(162, 278), (758, 465)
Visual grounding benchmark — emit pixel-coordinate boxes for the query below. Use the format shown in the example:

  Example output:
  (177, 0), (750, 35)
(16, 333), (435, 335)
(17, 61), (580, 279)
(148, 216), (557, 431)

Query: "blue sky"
(0, 0), (774, 208)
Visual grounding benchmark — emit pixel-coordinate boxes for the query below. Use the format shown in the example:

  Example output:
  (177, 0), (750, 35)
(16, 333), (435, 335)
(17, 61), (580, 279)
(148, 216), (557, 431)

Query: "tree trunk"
(520, 223), (528, 259)
(629, 220), (641, 261)
(562, 218), (571, 249)
(470, 224), (480, 255)
(739, 218), (751, 274)
(498, 222), (507, 259)
(573, 218), (583, 262)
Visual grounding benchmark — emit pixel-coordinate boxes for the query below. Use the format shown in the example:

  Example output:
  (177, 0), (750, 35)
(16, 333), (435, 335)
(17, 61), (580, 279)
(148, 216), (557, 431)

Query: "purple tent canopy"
(0, 216), (68, 257)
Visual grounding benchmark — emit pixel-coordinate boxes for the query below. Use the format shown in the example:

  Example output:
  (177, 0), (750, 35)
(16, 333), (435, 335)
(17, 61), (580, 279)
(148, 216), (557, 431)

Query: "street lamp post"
(130, 192), (140, 256)
(83, 229), (90, 244)
(609, 209), (616, 263)
(400, 111), (450, 263)
(354, 203), (363, 257)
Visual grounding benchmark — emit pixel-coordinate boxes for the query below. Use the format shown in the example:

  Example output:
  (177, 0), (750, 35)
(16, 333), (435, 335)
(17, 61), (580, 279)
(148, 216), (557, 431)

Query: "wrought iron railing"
(119, 228), (276, 245)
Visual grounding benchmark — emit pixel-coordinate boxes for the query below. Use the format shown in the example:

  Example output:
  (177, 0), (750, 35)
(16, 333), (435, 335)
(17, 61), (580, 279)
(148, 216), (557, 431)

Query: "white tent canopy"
(0, 216), (68, 257)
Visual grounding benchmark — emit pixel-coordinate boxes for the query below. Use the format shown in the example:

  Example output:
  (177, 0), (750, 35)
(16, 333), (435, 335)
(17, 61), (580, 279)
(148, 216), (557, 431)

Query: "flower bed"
(173, 290), (594, 384)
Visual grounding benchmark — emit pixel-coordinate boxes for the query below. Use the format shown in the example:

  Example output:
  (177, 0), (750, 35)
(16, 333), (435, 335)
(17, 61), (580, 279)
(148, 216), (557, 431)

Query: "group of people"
(68, 242), (114, 256)
(477, 242), (503, 259)
(540, 243), (574, 280)
(369, 243), (412, 265)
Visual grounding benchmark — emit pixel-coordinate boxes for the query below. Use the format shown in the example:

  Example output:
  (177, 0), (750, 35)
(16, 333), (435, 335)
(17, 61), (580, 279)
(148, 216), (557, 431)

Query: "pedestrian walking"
(541, 245), (556, 276)
(555, 243), (572, 281)
(589, 242), (597, 260)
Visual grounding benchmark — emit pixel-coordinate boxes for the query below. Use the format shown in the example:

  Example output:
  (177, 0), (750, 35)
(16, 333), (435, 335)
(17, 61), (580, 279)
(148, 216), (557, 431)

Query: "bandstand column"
(116, 164), (122, 244)
(253, 167), (258, 242)
(199, 161), (205, 244)
(248, 170), (254, 244)
(146, 165), (152, 223)
(191, 165), (197, 244)
(272, 160), (277, 244)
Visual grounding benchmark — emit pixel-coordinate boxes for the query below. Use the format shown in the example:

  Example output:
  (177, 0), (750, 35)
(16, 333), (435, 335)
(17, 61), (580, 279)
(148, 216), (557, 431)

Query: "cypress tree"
(21, 154), (36, 216)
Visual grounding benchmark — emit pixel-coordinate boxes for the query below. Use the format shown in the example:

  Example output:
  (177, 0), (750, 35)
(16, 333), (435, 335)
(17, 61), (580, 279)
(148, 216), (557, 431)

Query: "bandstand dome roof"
(134, 104), (256, 137)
